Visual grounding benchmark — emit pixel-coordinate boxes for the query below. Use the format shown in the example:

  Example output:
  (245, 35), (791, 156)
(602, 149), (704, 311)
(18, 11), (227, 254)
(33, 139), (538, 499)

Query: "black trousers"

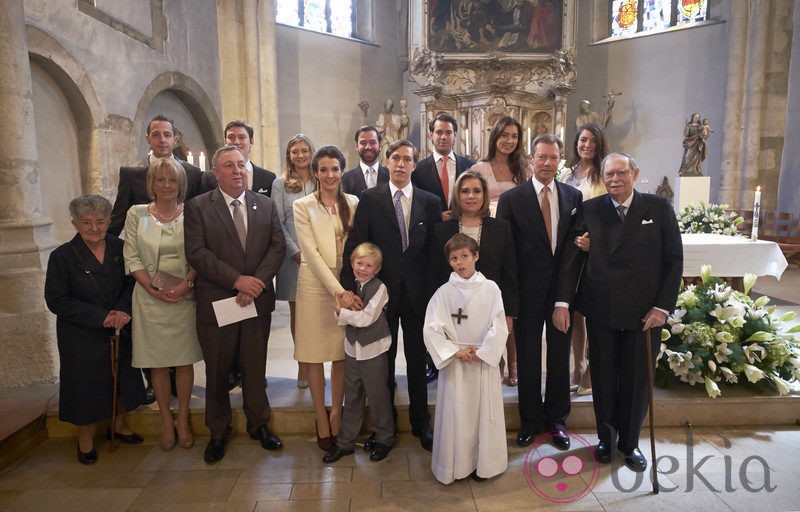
(386, 280), (430, 432)
(514, 314), (571, 432)
(586, 320), (660, 452)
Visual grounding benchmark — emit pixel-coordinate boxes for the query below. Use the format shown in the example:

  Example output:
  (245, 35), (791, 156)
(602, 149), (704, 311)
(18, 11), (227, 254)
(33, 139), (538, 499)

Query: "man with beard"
(342, 126), (389, 197)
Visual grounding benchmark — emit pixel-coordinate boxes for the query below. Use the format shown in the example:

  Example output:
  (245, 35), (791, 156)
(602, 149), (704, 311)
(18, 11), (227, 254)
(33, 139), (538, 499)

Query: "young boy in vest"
(424, 233), (509, 483)
(323, 242), (395, 463)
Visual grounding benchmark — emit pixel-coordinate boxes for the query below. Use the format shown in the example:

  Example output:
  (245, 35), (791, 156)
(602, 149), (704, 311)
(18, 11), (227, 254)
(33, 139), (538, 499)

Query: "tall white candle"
(465, 128), (470, 156)
(199, 152), (206, 171)
(751, 186), (761, 241)
(187, 151), (193, 166)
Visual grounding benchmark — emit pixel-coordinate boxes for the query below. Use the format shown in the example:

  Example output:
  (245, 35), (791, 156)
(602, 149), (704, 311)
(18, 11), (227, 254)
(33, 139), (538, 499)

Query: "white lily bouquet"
(658, 266), (800, 398)
(677, 202), (744, 236)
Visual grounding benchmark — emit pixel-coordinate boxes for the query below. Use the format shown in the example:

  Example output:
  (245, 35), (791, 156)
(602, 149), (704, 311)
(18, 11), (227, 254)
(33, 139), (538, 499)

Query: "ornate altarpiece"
(407, 1), (577, 160)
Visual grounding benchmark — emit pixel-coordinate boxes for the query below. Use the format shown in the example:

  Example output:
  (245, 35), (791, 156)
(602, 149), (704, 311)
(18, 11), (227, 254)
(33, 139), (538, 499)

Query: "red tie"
(440, 155), (449, 205)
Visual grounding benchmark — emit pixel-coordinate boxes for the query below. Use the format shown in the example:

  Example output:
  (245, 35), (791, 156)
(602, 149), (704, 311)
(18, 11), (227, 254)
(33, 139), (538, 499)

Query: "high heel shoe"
(505, 361), (518, 387)
(161, 427), (177, 452)
(77, 441), (97, 465)
(177, 422), (195, 449)
(106, 426), (144, 445)
(316, 412), (335, 451)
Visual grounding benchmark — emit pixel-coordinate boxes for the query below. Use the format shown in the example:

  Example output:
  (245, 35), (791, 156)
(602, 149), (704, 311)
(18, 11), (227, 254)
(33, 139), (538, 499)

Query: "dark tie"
(617, 204), (627, 223)
(440, 155), (449, 206)
(231, 199), (247, 249)
(541, 186), (553, 250)
(394, 189), (408, 252)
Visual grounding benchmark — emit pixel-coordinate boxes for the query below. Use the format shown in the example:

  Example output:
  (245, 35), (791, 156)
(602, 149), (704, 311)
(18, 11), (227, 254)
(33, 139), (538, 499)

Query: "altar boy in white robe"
(424, 233), (509, 484)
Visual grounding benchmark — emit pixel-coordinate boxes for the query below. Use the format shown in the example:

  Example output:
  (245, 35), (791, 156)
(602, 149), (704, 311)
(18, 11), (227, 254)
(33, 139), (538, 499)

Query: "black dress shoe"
(204, 426), (232, 464)
(77, 443), (97, 465)
(105, 427), (144, 445)
(323, 446), (354, 463)
(425, 366), (439, 383)
(516, 429), (535, 447)
(251, 425), (283, 451)
(370, 442), (391, 462)
(595, 442), (613, 464)
(363, 431), (377, 451)
(412, 426), (434, 452)
(550, 430), (570, 451)
(623, 447), (647, 473)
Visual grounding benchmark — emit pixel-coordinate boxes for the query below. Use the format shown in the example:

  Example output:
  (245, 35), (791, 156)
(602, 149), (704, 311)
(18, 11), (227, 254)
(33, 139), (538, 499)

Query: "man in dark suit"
(184, 146), (286, 463)
(202, 119), (277, 197)
(109, 115), (206, 236)
(342, 125), (389, 197)
(496, 134), (582, 451)
(553, 152), (683, 473)
(411, 113), (475, 220)
(341, 140), (441, 451)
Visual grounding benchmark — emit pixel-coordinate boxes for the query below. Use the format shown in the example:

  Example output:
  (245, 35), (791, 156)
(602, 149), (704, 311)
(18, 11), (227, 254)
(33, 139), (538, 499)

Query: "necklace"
(152, 202), (182, 222)
(458, 219), (482, 245)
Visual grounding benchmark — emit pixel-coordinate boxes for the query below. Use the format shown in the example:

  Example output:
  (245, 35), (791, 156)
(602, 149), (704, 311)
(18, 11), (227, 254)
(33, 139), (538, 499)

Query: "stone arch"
(133, 72), (223, 159)
(26, 25), (104, 194)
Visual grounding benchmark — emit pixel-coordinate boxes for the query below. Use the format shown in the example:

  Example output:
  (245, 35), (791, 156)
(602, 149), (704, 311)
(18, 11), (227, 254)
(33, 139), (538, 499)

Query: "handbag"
(151, 270), (195, 300)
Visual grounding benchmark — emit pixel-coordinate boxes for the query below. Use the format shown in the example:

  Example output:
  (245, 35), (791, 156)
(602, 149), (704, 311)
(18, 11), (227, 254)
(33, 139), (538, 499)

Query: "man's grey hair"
(68, 195), (112, 221)
(601, 152), (638, 172)
(531, 133), (564, 154)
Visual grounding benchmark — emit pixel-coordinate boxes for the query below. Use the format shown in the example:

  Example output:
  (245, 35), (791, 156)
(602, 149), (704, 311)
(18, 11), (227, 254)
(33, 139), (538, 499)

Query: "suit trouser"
(514, 314), (571, 432)
(386, 280), (430, 432)
(336, 352), (395, 450)
(198, 315), (272, 438)
(586, 320), (660, 453)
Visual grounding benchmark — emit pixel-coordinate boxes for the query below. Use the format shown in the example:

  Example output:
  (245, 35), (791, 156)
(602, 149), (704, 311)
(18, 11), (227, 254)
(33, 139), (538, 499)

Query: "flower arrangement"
(677, 202), (744, 236)
(658, 266), (800, 398)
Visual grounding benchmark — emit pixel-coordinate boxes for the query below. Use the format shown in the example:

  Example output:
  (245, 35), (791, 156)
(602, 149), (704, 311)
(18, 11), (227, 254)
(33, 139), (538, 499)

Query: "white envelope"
(212, 296), (258, 327)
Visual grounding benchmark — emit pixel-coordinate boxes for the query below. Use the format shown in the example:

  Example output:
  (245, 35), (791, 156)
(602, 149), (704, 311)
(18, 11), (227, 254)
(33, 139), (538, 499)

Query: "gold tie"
(541, 187), (552, 249)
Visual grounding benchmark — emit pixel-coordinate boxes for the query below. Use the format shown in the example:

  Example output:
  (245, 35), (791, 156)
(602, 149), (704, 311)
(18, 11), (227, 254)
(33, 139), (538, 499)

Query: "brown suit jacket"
(184, 188), (286, 320)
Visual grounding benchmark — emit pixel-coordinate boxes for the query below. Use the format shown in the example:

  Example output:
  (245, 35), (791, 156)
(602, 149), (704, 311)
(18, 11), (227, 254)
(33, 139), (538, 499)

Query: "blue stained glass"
(642, 0), (670, 33)
(303, 0), (327, 32)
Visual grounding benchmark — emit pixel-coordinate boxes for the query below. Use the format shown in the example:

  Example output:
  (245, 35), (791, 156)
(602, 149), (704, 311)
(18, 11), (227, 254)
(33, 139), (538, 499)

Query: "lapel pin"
(252, 204), (258, 210)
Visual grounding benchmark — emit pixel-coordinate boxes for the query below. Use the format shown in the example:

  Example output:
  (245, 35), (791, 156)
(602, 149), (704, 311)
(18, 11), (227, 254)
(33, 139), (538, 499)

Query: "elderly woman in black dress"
(429, 169), (518, 336)
(45, 195), (146, 464)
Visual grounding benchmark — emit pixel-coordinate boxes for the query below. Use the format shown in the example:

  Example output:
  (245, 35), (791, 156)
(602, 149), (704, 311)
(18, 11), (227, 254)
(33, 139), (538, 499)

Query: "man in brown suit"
(184, 145), (286, 463)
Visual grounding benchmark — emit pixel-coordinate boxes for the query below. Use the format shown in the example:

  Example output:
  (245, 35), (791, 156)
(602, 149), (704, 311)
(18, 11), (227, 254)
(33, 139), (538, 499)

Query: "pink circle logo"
(523, 431), (599, 504)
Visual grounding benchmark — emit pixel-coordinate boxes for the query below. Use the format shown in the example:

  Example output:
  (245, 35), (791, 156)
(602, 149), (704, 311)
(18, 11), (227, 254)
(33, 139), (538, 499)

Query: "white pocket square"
(641, 219), (653, 225)
(571, 208), (577, 216)
(257, 188), (268, 193)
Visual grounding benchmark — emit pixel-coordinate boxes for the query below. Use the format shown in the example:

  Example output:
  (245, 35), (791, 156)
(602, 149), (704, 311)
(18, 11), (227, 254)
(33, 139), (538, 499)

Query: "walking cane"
(109, 328), (121, 453)
(644, 329), (659, 493)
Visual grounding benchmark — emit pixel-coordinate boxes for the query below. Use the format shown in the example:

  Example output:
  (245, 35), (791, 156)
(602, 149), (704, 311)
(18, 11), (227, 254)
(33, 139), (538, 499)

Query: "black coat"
(428, 217), (519, 317)
(201, 164), (277, 197)
(411, 154), (475, 211)
(341, 165), (390, 197)
(44, 234), (145, 425)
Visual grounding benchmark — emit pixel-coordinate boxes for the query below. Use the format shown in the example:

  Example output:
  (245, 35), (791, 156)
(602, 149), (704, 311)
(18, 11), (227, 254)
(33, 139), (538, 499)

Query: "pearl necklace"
(152, 202), (182, 222)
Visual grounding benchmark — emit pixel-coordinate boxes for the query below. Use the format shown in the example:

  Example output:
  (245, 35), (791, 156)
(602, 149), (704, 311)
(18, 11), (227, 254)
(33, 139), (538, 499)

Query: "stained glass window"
(609, 0), (707, 39)
(276, 0), (354, 38)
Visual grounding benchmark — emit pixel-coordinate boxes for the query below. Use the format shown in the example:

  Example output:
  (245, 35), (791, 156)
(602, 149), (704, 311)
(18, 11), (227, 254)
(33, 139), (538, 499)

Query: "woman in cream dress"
(124, 157), (201, 451)
(558, 122), (608, 397)
(293, 145), (359, 450)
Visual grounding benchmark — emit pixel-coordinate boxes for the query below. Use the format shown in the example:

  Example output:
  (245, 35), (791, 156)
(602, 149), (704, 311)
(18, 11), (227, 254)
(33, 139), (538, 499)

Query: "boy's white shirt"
(336, 277), (391, 360)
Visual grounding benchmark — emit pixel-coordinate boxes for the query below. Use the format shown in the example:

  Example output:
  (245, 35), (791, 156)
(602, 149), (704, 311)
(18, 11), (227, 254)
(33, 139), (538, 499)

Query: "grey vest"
(345, 278), (391, 347)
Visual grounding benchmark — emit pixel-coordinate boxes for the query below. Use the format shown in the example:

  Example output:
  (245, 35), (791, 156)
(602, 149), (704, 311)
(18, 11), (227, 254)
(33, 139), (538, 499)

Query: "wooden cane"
(109, 328), (121, 453)
(645, 329), (659, 493)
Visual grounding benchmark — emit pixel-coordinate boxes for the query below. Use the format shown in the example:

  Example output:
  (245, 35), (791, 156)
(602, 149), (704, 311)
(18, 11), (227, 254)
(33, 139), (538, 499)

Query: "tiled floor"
(1, 269), (798, 511)
(1, 426), (799, 511)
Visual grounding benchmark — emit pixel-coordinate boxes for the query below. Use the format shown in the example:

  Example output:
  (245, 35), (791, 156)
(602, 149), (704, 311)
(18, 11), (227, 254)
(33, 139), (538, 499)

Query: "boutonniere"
(252, 204), (258, 210)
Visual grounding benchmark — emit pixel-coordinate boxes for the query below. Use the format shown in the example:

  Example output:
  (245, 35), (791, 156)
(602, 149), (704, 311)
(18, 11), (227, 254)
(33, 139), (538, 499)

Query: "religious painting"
(428, 0), (563, 53)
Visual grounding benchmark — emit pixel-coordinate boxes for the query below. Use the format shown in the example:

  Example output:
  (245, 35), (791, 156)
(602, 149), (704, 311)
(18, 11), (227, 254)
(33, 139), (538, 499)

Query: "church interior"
(1, 1), (799, 510)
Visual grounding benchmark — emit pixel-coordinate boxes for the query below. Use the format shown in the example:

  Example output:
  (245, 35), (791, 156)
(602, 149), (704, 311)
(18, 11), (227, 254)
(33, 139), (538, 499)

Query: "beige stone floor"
(1, 426), (800, 512)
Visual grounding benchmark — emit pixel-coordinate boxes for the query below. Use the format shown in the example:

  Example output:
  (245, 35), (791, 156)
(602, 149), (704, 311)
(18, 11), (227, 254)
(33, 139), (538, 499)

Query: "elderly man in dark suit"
(496, 134), (582, 451)
(342, 125), (389, 197)
(184, 146), (286, 464)
(553, 152), (682, 473)
(341, 139), (441, 451)
(202, 119), (277, 197)
(411, 113), (475, 220)
(109, 115), (206, 236)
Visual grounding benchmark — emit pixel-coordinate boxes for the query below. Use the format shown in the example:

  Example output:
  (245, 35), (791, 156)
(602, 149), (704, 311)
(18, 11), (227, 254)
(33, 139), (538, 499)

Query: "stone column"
(257, 0), (280, 170)
(0, 0), (58, 390)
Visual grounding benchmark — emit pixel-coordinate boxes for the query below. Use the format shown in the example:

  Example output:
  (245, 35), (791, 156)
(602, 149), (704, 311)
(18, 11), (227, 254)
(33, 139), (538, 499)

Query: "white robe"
(423, 271), (509, 484)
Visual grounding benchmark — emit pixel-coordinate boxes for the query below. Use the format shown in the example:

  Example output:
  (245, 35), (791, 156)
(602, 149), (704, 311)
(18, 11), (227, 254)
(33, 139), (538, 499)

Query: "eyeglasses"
(602, 170), (632, 180)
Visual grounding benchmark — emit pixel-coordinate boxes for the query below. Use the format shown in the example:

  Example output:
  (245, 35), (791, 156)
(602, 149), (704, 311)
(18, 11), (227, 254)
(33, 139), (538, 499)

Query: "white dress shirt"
(337, 279), (392, 361)
(359, 161), (379, 189)
(388, 181), (413, 237)
(531, 177), (559, 254)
